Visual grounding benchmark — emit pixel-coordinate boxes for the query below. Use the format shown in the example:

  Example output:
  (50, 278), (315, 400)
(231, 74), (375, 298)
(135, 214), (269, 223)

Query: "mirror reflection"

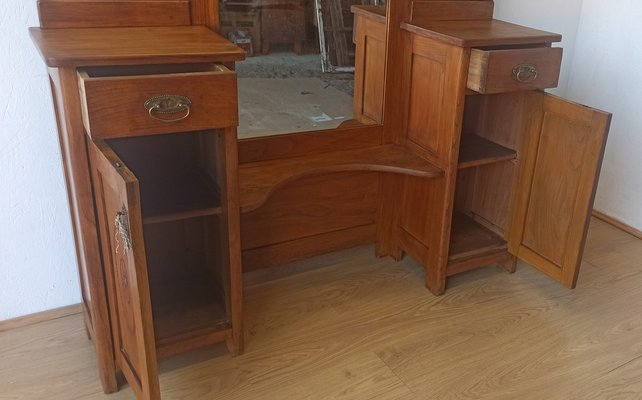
(218, 0), (385, 138)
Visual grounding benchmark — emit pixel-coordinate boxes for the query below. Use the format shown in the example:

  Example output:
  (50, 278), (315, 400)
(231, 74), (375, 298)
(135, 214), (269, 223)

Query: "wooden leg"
(293, 41), (303, 55)
(499, 256), (518, 273)
(426, 272), (446, 296)
(226, 330), (244, 356)
(375, 175), (403, 259)
(390, 247), (404, 262)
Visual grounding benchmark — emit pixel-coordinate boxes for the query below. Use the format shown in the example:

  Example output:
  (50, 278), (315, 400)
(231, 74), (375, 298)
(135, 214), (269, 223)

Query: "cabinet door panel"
(89, 139), (160, 400)
(509, 93), (611, 287)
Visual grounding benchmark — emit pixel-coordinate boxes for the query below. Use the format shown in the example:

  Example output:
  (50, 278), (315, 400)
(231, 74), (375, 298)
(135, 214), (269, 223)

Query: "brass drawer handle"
(144, 95), (192, 123)
(512, 64), (538, 83)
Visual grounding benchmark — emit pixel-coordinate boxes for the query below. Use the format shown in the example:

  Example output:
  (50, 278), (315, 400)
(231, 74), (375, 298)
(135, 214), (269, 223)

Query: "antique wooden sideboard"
(30, 1), (610, 399)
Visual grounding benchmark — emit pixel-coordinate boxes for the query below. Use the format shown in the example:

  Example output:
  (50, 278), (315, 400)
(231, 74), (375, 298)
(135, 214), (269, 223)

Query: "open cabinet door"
(509, 92), (611, 288)
(89, 139), (161, 400)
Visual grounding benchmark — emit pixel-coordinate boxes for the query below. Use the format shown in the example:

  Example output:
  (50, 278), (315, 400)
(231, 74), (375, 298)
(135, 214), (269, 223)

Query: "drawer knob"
(512, 64), (538, 83)
(144, 95), (192, 123)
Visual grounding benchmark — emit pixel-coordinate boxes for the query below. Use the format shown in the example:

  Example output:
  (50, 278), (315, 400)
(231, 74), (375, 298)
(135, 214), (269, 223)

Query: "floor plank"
(1, 219), (641, 399)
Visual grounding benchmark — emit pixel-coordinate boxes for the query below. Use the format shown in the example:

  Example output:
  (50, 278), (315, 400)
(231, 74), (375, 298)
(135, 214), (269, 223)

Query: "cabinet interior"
(107, 131), (231, 347)
(80, 63), (227, 78)
(450, 91), (531, 267)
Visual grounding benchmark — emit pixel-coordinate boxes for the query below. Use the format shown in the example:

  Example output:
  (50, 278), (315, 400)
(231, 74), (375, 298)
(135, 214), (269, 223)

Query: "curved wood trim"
(239, 144), (443, 213)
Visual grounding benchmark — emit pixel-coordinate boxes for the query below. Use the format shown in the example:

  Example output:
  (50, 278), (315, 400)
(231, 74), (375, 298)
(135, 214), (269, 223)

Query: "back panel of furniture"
(38, 0), (218, 29)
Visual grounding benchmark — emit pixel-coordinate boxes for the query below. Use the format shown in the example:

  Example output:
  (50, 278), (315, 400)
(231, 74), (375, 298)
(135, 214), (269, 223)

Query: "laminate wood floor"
(2, 218), (642, 399)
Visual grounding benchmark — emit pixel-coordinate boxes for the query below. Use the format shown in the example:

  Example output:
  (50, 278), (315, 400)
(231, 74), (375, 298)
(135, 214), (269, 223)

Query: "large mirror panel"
(218, 0), (386, 138)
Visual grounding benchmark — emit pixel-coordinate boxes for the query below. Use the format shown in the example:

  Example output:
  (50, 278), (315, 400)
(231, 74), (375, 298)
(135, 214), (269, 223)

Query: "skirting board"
(593, 210), (642, 239)
(0, 304), (82, 333)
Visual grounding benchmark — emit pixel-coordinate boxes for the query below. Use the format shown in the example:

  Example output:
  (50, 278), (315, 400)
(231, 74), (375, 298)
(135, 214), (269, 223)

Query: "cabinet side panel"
(353, 16), (387, 124)
(48, 68), (118, 393)
(398, 34), (469, 294)
(470, 160), (517, 234)
(362, 35), (387, 122)
(407, 53), (445, 157)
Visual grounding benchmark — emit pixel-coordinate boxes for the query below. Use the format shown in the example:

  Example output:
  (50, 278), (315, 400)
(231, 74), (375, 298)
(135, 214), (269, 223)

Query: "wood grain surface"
(353, 14), (387, 124)
(410, 1), (494, 23)
(30, 26), (245, 67)
(38, 0), (191, 29)
(238, 144), (443, 213)
(79, 66), (238, 138)
(2, 219), (642, 399)
(89, 139), (161, 400)
(468, 47), (563, 94)
(401, 19), (562, 48)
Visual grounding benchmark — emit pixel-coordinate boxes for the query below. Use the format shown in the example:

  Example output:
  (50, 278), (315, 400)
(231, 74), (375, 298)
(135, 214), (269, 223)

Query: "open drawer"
(78, 64), (238, 138)
(467, 47), (563, 94)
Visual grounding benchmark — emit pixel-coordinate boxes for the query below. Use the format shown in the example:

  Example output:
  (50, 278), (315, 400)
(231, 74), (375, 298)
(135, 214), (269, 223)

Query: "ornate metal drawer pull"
(512, 64), (538, 83)
(144, 95), (192, 123)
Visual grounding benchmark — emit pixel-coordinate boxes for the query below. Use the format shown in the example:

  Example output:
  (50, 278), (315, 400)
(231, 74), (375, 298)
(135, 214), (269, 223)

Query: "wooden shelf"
(458, 134), (516, 169)
(447, 213), (511, 276)
(239, 144), (443, 213)
(141, 173), (221, 225)
(151, 271), (230, 358)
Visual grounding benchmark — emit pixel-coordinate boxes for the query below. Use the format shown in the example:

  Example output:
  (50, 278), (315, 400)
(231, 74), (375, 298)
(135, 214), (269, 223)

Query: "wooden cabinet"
(30, 1), (612, 399)
(31, 23), (245, 400)
(260, 0), (306, 54)
(352, 4), (611, 295)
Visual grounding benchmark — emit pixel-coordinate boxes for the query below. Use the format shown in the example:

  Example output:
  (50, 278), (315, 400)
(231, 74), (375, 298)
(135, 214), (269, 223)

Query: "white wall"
(2, 1), (641, 320)
(0, 2), (81, 320)
(494, 0), (584, 96)
(565, 0), (642, 231)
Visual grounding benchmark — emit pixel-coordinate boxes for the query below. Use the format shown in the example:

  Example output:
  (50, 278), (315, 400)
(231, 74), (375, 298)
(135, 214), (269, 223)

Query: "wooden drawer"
(78, 64), (238, 138)
(467, 47), (562, 94)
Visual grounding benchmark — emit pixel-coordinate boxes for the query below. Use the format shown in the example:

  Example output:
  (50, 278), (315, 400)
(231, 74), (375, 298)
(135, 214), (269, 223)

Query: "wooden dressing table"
(30, 1), (611, 399)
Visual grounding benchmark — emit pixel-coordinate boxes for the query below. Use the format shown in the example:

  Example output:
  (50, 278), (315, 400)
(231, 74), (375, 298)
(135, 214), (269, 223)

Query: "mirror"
(218, 0), (386, 139)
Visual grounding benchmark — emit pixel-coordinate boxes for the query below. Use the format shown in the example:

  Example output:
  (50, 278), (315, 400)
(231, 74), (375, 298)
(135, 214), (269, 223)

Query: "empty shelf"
(447, 213), (510, 276)
(141, 173), (221, 225)
(458, 134), (516, 169)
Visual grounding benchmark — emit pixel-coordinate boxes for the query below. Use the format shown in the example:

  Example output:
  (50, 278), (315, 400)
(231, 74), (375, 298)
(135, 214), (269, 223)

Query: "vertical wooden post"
(191, 0), (220, 30)
(375, 0), (412, 259)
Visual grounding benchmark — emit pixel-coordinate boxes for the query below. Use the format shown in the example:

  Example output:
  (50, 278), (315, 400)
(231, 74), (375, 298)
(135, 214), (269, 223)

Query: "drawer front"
(79, 66), (238, 138)
(468, 47), (562, 94)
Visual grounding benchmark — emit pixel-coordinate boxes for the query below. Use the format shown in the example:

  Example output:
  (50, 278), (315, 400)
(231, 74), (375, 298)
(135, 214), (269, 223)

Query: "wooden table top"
(401, 19), (562, 47)
(30, 25), (246, 67)
(351, 5), (387, 23)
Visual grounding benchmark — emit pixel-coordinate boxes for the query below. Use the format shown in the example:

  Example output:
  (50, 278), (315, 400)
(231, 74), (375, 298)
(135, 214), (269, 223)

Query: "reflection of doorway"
(315, 0), (384, 72)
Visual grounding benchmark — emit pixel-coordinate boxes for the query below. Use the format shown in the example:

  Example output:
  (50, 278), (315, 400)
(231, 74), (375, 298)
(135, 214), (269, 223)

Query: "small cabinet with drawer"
(395, 17), (611, 294)
(81, 64), (244, 399)
(31, 23), (246, 400)
(351, 4), (612, 295)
